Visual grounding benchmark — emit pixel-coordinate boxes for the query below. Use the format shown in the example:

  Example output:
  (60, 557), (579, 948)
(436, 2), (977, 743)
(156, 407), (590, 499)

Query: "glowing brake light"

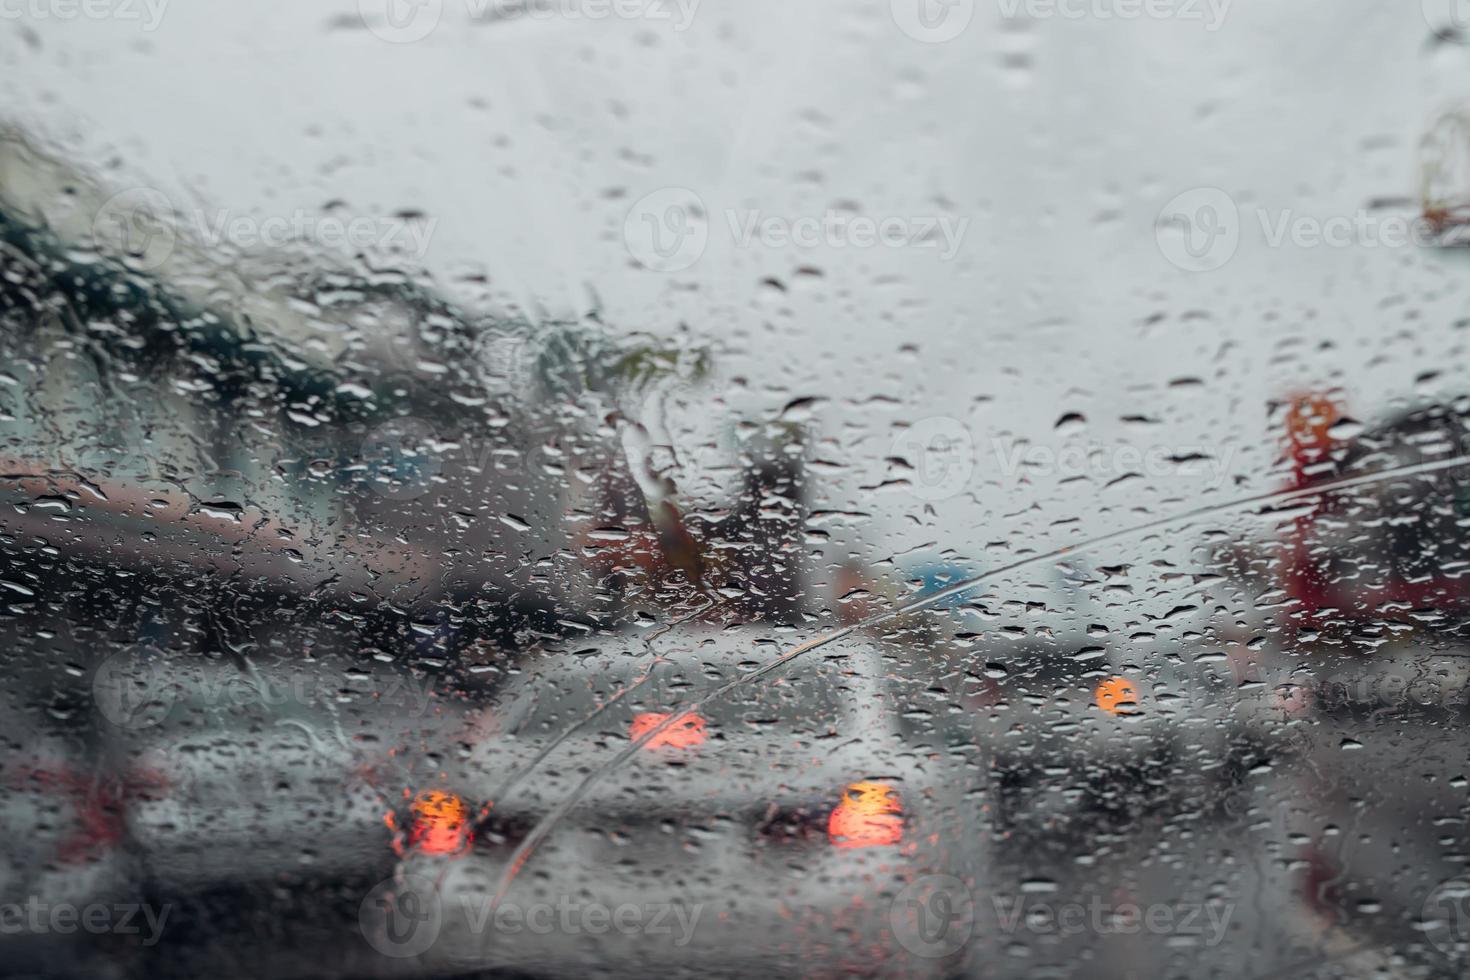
(827, 781), (903, 849)
(1095, 675), (1141, 716)
(408, 790), (471, 855)
(629, 711), (707, 749)
(1284, 392), (1343, 474)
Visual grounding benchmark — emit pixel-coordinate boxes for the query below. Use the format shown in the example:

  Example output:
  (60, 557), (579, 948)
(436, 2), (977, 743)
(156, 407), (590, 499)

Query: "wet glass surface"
(6, 2), (1470, 977)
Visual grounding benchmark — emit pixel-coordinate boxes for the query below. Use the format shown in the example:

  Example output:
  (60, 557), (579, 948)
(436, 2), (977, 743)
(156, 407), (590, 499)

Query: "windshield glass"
(8, 3), (1470, 979)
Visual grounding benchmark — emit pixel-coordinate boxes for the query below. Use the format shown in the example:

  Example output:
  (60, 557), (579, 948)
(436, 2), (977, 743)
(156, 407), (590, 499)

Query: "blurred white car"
(367, 630), (983, 978)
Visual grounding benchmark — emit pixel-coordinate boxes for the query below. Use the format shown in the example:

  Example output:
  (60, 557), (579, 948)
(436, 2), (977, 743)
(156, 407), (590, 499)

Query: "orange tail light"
(629, 711), (707, 749)
(1284, 392), (1343, 475)
(1095, 675), (1141, 716)
(827, 781), (904, 849)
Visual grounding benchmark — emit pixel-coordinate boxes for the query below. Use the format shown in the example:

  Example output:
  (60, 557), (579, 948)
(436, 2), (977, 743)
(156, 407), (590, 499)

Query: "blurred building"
(0, 130), (712, 657)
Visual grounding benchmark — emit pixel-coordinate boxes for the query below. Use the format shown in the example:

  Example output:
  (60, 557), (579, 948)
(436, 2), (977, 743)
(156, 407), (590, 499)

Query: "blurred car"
(899, 558), (1250, 839)
(0, 718), (141, 978)
(1284, 737), (1469, 974)
(95, 653), (478, 899)
(1279, 393), (1470, 632)
(1257, 393), (1470, 737)
(369, 630), (983, 979)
